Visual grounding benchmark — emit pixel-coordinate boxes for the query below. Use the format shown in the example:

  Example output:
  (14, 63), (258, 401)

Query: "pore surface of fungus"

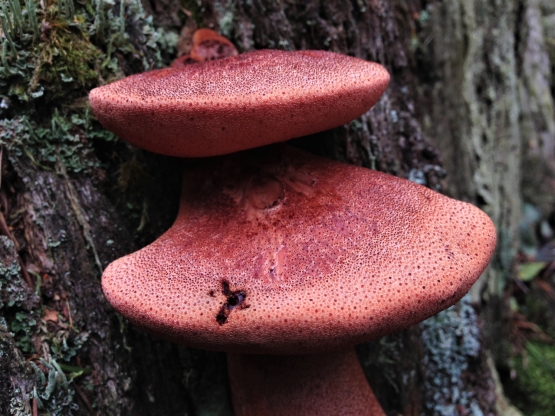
(102, 146), (496, 355)
(93, 42), (496, 414)
(228, 349), (386, 416)
(89, 50), (389, 157)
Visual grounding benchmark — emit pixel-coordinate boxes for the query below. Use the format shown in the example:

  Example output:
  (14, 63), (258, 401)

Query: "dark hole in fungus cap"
(101, 146), (497, 354)
(88, 50), (390, 158)
(216, 280), (248, 325)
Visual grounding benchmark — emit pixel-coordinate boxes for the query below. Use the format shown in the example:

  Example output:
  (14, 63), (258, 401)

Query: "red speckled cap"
(101, 146), (496, 354)
(88, 50), (389, 157)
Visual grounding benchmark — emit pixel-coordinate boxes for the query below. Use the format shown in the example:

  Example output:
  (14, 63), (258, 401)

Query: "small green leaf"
(57, 362), (92, 376)
(518, 262), (547, 281)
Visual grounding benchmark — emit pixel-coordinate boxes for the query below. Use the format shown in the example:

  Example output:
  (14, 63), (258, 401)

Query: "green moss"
(2, 0), (174, 103)
(0, 0), (178, 173)
(510, 341), (555, 415)
(32, 28), (105, 102)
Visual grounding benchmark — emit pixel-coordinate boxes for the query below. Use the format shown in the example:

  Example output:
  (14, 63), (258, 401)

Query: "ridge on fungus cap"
(101, 146), (497, 355)
(88, 50), (390, 157)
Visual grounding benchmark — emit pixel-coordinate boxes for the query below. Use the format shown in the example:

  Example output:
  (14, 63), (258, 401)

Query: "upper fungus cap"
(102, 146), (497, 354)
(88, 50), (390, 157)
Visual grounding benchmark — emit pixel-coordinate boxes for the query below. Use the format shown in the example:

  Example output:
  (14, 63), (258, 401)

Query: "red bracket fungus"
(190, 28), (239, 61)
(90, 45), (496, 416)
(89, 49), (389, 157)
(170, 28), (238, 68)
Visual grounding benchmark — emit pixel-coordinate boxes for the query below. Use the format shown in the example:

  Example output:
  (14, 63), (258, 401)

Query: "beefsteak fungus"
(90, 47), (496, 415)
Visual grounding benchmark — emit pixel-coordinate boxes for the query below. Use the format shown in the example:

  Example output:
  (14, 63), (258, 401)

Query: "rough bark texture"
(416, 0), (521, 300)
(1, 0), (553, 415)
(415, 2), (554, 414)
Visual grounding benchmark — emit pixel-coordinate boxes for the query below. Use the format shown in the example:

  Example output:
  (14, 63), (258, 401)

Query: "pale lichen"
(0, 237), (27, 309)
(420, 295), (483, 416)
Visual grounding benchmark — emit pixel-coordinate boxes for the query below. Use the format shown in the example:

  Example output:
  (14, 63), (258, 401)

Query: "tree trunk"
(1, 0), (553, 415)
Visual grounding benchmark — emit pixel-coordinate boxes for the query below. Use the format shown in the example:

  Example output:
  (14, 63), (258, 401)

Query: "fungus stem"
(228, 348), (386, 416)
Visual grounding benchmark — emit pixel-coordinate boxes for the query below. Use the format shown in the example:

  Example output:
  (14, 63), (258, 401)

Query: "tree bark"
(1, 0), (553, 415)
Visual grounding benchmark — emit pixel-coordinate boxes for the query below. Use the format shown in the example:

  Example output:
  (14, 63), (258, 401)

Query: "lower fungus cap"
(88, 50), (390, 157)
(102, 146), (497, 354)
